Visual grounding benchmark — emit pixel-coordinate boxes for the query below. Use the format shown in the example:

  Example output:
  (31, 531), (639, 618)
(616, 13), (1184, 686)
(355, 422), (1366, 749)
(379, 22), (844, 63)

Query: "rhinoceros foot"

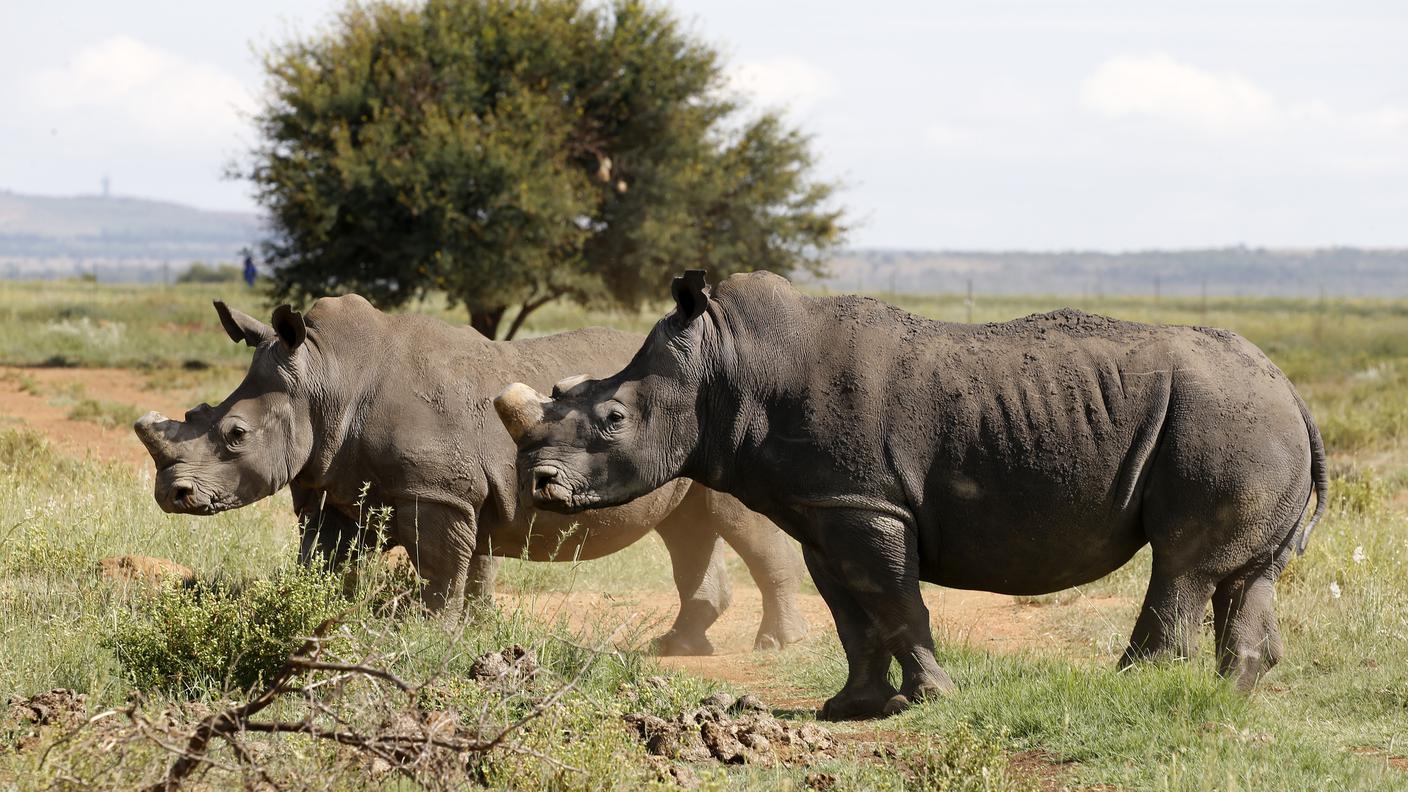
(818, 686), (896, 721)
(753, 612), (808, 651)
(652, 629), (715, 657)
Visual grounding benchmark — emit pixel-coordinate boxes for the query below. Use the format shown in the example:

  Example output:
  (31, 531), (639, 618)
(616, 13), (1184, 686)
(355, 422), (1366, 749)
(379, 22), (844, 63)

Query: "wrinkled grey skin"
(498, 270), (1328, 719)
(133, 295), (807, 655)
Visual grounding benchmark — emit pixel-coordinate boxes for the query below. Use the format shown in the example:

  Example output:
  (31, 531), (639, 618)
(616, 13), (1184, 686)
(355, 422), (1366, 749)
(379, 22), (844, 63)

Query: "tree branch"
(503, 290), (562, 341)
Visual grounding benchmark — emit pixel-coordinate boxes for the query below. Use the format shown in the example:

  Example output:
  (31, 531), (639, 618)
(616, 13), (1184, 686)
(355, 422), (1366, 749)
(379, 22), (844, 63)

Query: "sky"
(1, 1), (1405, 250)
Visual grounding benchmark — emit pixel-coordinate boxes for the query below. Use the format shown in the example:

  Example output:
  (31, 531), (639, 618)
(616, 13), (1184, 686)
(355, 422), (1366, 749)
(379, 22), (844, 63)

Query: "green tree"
(242, 0), (845, 339)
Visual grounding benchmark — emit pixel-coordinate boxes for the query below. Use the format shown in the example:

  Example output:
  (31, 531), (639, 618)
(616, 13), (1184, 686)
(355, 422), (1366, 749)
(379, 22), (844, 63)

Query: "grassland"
(0, 279), (1405, 789)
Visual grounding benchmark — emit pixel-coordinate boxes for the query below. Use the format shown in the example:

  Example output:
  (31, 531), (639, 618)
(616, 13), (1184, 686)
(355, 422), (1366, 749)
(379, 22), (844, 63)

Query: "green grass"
(2, 280), (1408, 789)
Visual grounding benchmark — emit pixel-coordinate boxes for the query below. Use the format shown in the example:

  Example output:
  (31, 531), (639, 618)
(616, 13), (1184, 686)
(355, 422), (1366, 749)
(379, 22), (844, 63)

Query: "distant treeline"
(811, 248), (1408, 298)
(0, 232), (253, 262)
(7, 244), (1408, 299)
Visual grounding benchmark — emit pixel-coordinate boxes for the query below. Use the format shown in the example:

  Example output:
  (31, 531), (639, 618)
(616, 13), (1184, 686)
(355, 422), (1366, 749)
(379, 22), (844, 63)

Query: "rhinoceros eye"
(603, 408), (626, 432)
(226, 425), (249, 445)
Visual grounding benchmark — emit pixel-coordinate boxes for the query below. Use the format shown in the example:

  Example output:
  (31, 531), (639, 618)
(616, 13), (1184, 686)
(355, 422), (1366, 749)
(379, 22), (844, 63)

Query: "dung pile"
(4, 689), (90, 752)
(624, 691), (833, 773)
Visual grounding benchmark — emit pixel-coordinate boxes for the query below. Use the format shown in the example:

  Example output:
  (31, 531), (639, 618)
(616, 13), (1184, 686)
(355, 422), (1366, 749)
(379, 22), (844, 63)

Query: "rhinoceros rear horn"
(551, 374), (589, 398)
(494, 383), (550, 443)
(214, 300), (275, 347)
(670, 269), (710, 323)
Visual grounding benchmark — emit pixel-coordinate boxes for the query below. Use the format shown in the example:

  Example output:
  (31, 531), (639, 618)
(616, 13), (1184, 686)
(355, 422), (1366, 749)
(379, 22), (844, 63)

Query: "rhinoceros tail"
(1291, 388), (1328, 555)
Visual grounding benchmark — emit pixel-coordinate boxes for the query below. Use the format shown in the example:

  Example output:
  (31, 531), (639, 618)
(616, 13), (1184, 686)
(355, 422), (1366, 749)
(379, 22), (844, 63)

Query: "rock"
(647, 756), (701, 789)
(739, 731), (770, 753)
(5, 689), (89, 752)
(96, 555), (194, 584)
(797, 723), (834, 751)
(806, 771), (838, 790)
(701, 691), (736, 711)
(469, 644), (539, 689)
(729, 694), (767, 714)
(623, 698), (834, 768)
(381, 545), (414, 574)
(699, 720), (746, 764)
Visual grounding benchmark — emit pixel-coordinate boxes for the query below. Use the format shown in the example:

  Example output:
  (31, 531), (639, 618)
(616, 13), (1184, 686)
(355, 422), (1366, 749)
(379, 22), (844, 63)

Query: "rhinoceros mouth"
(530, 485), (601, 513)
(155, 477), (237, 516)
(526, 465), (601, 513)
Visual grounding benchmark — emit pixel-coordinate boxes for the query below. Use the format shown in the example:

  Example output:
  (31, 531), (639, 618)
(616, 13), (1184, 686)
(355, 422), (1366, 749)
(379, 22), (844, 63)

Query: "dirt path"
(3, 364), (1134, 713)
(495, 584), (1132, 710)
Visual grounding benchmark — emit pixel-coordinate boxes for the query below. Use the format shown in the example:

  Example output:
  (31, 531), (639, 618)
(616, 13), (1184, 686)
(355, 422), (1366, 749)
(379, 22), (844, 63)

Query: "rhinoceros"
(132, 295), (807, 655)
(495, 270), (1328, 719)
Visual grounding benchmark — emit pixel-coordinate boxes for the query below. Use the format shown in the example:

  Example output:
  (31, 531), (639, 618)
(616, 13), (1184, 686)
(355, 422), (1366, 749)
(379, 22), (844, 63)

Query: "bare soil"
(494, 583), (1131, 710)
(0, 365), (204, 468)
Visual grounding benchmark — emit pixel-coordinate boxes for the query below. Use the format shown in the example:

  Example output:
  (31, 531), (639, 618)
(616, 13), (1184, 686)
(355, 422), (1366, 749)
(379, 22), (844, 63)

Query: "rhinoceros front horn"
(494, 383), (550, 443)
(133, 411), (180, 467)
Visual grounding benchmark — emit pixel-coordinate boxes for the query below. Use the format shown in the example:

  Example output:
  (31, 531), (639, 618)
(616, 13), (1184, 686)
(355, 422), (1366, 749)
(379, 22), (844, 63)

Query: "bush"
(903, 724), (1038, 792)
(176, 262), (244, 284)
(109, 565), (345, 695)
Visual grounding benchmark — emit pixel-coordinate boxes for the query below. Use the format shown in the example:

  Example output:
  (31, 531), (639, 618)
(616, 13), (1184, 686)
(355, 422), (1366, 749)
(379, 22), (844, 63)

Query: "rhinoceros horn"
(133, 411), (181, 467)
(494, 383), (550, 443)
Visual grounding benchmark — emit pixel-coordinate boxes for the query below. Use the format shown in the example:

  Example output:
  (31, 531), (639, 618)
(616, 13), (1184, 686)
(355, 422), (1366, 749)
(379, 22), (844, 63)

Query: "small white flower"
(1352, 546), (1366, 565)
(1329, 581), (1342, 599)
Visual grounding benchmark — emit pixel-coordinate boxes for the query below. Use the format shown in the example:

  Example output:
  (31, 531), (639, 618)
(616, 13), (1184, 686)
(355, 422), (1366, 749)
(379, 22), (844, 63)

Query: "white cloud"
(923, 122), (975, 150)
(1081, 53), (1276, 135)
(725, 57), (833, 114)
(28, 36), (254, 144)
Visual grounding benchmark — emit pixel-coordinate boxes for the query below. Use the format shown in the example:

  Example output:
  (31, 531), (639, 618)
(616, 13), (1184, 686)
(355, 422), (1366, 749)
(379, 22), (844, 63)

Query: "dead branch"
(140, 615), (601, 790)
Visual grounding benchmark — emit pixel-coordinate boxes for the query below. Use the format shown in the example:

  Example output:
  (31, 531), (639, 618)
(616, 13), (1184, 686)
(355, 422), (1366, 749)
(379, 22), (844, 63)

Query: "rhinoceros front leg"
(464, 553), (501, 601)
(393, 500), (477, 614)
(293, 485), (370, 571)
(806, 511), (954, 720)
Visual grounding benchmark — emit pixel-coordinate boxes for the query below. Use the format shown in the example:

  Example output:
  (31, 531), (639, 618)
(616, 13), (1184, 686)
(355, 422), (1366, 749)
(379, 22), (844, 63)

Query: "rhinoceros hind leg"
(1120, 562), (1215, 668)
(701, 492), (809, 651)
(652, 629), (715, 657)
(1212, 553), (1287, 692)
(652, 515), (732, 656)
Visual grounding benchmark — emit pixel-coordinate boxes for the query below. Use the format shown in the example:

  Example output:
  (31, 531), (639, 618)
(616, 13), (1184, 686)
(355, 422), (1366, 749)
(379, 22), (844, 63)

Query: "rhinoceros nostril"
(171, 483), (194, 504)
(532, 466), (560, 493)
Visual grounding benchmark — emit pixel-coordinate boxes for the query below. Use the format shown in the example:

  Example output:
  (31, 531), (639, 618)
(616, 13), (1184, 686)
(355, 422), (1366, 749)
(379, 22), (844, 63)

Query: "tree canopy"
(242, 0), (846, 338)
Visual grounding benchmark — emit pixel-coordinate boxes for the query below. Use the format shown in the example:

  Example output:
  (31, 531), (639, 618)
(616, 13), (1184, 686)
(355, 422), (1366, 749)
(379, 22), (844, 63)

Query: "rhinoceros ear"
(670, 269), (710, 324)
(271, 305), (307, 350)
(213, 300), (274, 347)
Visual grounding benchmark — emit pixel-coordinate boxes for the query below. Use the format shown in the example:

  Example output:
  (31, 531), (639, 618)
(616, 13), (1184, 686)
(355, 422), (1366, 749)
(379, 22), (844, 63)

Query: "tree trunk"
(469, 307), (506, 339)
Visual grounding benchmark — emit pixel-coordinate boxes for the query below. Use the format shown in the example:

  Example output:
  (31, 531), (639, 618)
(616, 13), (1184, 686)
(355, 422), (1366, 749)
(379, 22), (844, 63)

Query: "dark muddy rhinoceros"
(133, 295), (807, 655)
(495, 270), (1327, 719)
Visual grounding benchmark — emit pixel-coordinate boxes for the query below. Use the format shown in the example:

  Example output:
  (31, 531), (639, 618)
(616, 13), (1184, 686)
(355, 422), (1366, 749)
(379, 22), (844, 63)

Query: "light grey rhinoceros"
(496, 270), (1328, 719)
(133, 295), (807, 655)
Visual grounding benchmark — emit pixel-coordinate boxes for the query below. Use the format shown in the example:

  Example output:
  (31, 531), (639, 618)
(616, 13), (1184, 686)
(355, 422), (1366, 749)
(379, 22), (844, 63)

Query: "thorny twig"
(136, 614), (611, 790)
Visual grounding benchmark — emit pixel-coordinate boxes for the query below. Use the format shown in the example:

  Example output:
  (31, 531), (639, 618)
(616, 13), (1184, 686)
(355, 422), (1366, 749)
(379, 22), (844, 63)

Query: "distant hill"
(0, 190), (261, 280)
(3, 189), (1406, 296)
(810, 248), (1408, 299)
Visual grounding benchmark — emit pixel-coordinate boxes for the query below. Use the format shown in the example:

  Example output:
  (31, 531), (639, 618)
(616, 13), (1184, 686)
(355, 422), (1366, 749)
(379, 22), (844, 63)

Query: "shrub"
(904, 723), (1038, 792)
(109, 565), (345, 695)
(176, 262), (244, 284)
